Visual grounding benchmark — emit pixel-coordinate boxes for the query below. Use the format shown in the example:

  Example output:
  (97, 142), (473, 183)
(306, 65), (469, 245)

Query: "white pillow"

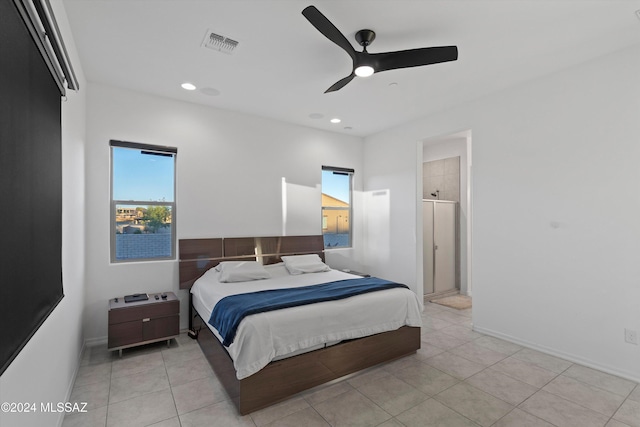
(281, 254), (331, 275)
(214, 261), (271, 283)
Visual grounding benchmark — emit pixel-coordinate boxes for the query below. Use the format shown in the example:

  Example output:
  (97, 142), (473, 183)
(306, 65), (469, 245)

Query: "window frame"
(110, 139), (177, 263)
(321, 165), (354, 249)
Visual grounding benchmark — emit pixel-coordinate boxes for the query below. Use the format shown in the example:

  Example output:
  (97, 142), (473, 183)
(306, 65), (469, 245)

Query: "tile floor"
(63, 302), (640, 427)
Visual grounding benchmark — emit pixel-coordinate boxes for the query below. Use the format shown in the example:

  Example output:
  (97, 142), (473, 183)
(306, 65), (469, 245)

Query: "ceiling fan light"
(355, 65), (374, 77)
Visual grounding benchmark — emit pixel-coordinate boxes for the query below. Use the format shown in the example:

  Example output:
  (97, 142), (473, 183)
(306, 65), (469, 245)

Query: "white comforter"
(190, 264), (422, 379)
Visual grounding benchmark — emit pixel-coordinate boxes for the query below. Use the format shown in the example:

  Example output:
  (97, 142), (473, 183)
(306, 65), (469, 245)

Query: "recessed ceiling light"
(200, 87), (220, 96)
(309, 113), (324, 119)
(389, 82), (398, 87)
(330, 118), (341, 124)
(181, 82), (196, 91)
(344, 126), (353, 130)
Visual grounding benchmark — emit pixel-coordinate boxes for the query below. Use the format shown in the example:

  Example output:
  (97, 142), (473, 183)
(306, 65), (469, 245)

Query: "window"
(321, 166), (353, 248)
(110, 140), (177, 262)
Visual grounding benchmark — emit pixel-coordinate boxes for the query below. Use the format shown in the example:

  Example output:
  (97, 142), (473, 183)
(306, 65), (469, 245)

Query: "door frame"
(416, 130), (473, 299)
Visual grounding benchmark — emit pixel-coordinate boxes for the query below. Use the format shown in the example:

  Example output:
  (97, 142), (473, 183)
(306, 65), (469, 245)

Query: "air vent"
(202, 30), (239, 54)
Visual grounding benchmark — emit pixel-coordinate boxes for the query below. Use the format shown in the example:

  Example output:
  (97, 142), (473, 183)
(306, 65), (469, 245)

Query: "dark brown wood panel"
(143, 315), (180, 341)
(223, 237), (259, 257)
(108, 321), (142, 348)
(109, 300), (178, 324)
(179, 259), (220, 289)
(179, 236), (326, 289)
(239, 326), (420, 413)
(196, 320), (420, 415)
(179, 238), (223, 260)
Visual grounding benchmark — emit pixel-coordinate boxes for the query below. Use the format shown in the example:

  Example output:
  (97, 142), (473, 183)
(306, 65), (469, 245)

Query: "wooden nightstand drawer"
(143, 315), (179, 341)
(109, 300), (178, 324)
(108, 320), (143, 348)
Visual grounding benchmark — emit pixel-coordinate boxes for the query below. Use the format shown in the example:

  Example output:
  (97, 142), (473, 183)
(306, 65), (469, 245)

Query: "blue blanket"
(209, 277), (408, 346)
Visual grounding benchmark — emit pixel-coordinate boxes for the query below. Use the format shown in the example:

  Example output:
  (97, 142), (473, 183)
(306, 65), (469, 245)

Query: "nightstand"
(108, 292), (179, 356)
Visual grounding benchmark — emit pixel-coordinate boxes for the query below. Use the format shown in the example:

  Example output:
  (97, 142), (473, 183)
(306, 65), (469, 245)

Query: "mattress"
(191, 263), (422, 379)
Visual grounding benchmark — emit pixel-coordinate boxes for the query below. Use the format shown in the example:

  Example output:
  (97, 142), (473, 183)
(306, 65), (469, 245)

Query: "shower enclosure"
(423, 200), (459, 296)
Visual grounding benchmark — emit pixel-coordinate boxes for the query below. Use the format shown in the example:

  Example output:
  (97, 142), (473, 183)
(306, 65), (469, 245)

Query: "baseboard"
(57, 339), (87, 427)
(84, 335), (108, 347)
(473, 325), (640, 384)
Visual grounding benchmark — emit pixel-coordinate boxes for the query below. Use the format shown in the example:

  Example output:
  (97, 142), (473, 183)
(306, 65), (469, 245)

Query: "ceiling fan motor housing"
(355, 29), (376, 47)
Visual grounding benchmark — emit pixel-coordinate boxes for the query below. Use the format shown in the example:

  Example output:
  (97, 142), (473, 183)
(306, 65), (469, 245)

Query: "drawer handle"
(142, 318), (150, 322)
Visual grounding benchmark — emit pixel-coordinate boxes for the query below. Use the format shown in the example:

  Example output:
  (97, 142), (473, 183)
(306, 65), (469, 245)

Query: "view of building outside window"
(321, 168), (352, 248)
(111, 144), (176, 261)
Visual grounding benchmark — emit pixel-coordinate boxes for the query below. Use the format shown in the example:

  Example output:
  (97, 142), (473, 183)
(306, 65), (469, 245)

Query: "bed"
(179, 235), (422, 414)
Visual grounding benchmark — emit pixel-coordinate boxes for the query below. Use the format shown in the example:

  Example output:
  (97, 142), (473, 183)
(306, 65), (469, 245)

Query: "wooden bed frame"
(179, 235), (421, 414)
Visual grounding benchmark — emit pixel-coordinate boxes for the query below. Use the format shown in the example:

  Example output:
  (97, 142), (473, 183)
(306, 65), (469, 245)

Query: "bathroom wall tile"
(443, 173), (459, 192)
(445, 157), (460, 175)
(423, 162), (431, 179)
(430, 176), (444, 196)
(430, 160), (445, 176)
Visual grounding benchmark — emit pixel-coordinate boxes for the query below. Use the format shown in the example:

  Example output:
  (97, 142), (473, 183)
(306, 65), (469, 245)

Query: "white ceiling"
(62, 0), (640, 137)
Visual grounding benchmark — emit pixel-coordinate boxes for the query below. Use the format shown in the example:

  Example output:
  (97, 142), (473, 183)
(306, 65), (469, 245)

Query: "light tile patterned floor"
(63, 303), (640, 427)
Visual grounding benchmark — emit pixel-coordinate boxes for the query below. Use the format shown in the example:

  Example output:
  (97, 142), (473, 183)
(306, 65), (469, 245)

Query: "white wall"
(83, 83), (364, 340)
(363, 44), (640, 382)
(0, 2), (87, 426)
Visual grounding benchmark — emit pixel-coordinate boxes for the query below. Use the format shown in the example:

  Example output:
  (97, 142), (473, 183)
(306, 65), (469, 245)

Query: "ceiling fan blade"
(325, 73), (356, 93)
(302, 6), (357, 61)
(372, 46), (458, 73)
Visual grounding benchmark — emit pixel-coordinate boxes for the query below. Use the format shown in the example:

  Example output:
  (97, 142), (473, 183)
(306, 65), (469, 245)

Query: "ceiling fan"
(302, 5), (458, 93)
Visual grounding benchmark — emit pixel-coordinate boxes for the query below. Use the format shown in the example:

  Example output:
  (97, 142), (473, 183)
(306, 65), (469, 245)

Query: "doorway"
(419, 131), (472, 300)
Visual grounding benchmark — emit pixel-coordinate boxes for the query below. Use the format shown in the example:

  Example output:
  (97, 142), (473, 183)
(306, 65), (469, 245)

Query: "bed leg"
(187, 292), (200, 339)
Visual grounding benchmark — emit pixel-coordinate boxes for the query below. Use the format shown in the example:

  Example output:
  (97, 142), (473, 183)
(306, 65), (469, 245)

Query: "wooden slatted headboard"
(178, 235), (325, 289)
